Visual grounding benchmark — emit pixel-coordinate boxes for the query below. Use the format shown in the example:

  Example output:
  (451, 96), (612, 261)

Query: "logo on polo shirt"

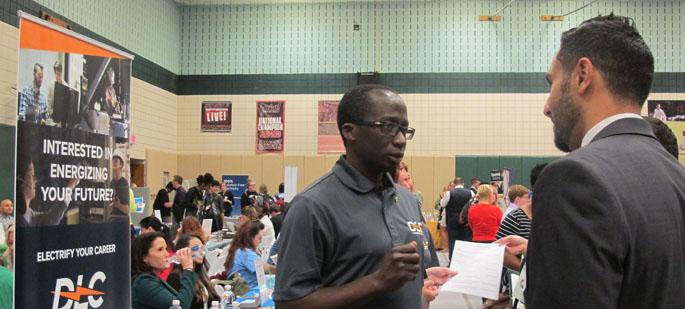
(51, 271), (106, 308)
(407, 221), (423, 235)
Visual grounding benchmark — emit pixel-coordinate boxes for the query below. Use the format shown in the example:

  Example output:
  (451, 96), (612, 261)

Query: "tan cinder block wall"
(0, 21), (18, 126)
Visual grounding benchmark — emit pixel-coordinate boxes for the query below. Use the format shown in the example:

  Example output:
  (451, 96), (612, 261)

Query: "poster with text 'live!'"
(15, 11), (133, 308)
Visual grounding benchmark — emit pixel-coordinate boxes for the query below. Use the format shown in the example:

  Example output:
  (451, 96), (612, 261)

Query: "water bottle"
(210, 301), (220, 309)
(167, 244), (206, 264)
(169, 299), (182, 309)
(220, 285), (236, 308)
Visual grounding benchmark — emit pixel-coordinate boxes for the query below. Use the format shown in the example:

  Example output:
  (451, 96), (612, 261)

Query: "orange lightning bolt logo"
(51, 285), (104, 301)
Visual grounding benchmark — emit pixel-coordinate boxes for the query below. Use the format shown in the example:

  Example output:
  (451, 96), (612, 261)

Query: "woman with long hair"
(176, 216), (208, 243)
(139, 216), (174, 279)
(131, 232), (195, 309)
(224, 220), (273, 289)
(167, 234), (219, 308)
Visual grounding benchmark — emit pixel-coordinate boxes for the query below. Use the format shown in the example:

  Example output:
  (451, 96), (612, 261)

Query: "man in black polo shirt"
(153, 182), (174, 223)
(274, 85), (456, 308)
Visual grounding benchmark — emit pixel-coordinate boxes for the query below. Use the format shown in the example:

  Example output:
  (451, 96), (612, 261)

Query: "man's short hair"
(112, 155), (124, 166)
(53, 61), (62, 73)
(337, 84), (397, 145)
(173, 175), (183, 184)
(508, 184), (530, 203)
(557, 14), (654, 106)
(471, 178), (480, 185)
(644, 116), (679, 159)
(452, 177), (464, 186)
(530, 163), (549, 188)
(211, 180), (221, 187)
(33, 62), (43, 73)
(278, 183), (284, 193)
(203, 173), (214, 185)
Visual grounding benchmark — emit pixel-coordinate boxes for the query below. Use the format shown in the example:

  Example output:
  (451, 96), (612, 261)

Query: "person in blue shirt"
(224, 219), (273, 289)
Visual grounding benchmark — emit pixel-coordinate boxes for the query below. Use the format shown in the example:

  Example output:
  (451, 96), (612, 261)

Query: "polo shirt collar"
(333, 155), (396, 193)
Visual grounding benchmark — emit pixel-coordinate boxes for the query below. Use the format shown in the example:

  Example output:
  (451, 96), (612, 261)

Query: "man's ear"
(574, 57), (594, 94)
(341, 123), (357, 143)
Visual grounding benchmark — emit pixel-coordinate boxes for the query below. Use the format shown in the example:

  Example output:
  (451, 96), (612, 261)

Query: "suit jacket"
(444, 187), (472, 218)
(526, 117), (685, 308)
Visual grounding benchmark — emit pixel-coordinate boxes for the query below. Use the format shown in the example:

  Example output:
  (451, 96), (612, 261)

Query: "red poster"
(201, 101), (232, 132)
(256, 100), (285, 153)
(317, 100), (344, 153)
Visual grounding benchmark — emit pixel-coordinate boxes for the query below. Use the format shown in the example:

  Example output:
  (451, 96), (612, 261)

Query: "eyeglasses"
(353, 121), (415, 140)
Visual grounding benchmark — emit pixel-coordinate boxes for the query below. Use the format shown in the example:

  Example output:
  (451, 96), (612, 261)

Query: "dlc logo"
(51, 271), (106, 309)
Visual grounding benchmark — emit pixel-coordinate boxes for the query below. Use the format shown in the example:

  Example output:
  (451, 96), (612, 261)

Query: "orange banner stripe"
(20, 18), (125, 59)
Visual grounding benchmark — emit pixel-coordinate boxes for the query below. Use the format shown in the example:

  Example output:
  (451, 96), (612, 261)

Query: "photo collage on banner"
(317, 100), (344, 153)
(256, 100), (285, 153)
(15, 13), (132, 308)
(201, 101), (232, 132)
(647, 100), (685, 155)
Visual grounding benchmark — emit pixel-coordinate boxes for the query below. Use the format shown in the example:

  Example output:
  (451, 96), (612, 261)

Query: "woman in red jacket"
(468, 184), (503, 242)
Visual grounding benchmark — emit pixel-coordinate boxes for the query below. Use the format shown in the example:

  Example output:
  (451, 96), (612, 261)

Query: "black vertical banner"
(16, 13), (134, 308)
(256, 100), (285, 153)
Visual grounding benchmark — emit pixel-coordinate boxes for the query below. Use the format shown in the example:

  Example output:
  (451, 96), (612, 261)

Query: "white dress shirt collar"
(580, 113), (642, 148)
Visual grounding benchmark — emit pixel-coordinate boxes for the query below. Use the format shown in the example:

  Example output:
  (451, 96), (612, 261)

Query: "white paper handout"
(201, 218), (213, 238)
(441, 240), (505, 299)
(254, 258), (273, 302)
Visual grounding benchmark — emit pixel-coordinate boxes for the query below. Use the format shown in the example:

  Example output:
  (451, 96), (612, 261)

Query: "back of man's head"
(337, 84), (397, 145)
(558, 13), (654, 107)
(643, 116), (679, 159)
(530, 163), (549, 189)
(453, 177), (464, 186)
(508, 185), (530, 203)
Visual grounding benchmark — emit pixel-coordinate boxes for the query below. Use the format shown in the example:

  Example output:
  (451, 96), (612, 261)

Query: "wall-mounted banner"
(15, 12), (133, 308)
(647, 100), (685, 154)
(256, 100), (285, 153)
(202, 101), (232, 132)
(317, 100), (344, 153)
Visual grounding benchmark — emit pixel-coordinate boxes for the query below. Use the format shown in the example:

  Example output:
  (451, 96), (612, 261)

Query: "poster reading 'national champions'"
(15, 12), (133, 308)
(256, 100), (285, 153)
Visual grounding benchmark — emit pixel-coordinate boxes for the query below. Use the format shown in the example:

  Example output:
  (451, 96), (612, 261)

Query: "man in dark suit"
(525, 14), (685, 308)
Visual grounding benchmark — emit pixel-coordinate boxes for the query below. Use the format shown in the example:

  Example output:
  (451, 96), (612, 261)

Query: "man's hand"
(493, 235), (528, 255)
(426, 267), (457, 285)
(370, 242), (421, 292)
(164, 202), (172, 208)
(422, 280), (439, 303)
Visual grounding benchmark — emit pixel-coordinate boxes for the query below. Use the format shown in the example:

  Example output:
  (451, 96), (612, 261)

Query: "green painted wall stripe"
(178, 72), (685, 95)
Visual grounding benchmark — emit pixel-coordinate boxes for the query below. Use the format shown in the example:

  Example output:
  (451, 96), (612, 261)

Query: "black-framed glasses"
(353, 121), (415, 140)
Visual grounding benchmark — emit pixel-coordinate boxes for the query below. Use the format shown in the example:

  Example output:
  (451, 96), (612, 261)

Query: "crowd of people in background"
(132, 171), (288, 308)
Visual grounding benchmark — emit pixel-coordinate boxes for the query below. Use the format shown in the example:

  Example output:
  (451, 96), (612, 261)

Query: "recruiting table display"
(15, 11), (133, 308)
(647, 100), (685, 155)
(222, 175), (249, 216)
